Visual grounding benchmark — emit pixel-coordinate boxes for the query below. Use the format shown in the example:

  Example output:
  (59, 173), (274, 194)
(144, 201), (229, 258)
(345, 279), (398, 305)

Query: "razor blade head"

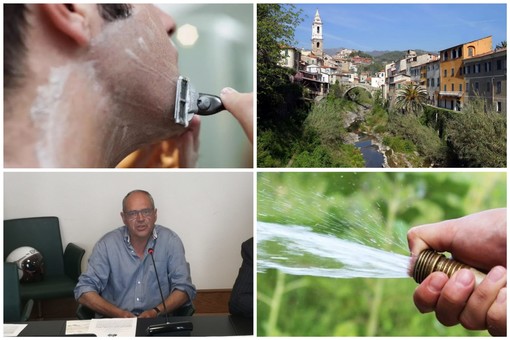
(174, 76), (199, 127)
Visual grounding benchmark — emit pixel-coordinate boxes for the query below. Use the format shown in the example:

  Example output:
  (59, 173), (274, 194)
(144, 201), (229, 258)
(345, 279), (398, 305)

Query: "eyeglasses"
(124, 208), (154, 220)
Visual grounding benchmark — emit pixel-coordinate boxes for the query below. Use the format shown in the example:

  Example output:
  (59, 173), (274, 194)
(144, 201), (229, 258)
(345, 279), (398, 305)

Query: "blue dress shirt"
(74, 225), (196, 316)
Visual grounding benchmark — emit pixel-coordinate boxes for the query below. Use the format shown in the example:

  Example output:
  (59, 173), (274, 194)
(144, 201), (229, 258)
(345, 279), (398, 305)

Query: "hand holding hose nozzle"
(412, 249), (487, 287)
(410, 249), (506, 335)
(407, 209), (507, 336)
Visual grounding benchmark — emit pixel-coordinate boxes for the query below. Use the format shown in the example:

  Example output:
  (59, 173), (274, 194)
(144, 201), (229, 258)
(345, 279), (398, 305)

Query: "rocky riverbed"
(343, 108), (389, 168)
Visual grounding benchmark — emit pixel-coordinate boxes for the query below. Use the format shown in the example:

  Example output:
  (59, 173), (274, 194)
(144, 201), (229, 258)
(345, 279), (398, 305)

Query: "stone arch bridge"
(340, 83), (378, 98)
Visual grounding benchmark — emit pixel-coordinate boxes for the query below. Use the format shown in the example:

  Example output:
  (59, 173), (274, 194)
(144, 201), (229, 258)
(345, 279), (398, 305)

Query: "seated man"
(74, 190), (196, 318)
(229, 237), (253, 318)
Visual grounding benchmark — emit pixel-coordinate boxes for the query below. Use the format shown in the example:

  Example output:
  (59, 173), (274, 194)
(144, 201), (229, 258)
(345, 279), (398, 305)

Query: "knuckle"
(487, 305), (504, 329)
(413, 289), (434, 313)
(472, 284), (491, 302)
(459, 313), (483, 330)
(441, 289), (462, 305)
(407, 227), (418, 242)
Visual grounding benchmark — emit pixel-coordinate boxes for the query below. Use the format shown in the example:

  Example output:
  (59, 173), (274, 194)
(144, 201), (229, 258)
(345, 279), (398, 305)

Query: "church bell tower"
(311, 9), (323, 56)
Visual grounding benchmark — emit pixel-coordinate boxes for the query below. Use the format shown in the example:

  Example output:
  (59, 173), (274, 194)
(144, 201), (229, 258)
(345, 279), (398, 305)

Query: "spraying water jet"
(258, 222), (490, 288)
(412, 249), (487, 287)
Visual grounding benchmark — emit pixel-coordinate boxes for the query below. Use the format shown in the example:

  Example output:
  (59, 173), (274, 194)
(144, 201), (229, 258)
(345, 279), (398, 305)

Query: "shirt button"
(137, 281), (141, 284)
(136, 298), (140, 301)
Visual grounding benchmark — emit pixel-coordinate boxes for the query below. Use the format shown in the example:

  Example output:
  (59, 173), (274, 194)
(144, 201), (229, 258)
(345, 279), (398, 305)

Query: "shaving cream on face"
(30, 65), (71, 167)
(88, 5), (180, 130)
(29, 62), (113, 167)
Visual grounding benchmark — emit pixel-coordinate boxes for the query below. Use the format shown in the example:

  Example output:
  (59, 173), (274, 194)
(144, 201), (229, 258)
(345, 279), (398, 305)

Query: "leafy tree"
(371, 50), (432, 64)
(257, 103), (310, 167)
(387, 113), (447, 166)
(348, 50), (373, 60)
(292, 146), (334, 167)
(257, 4), (303, 123)
(423, 105), (456, 138)
(445, 98), (506, 167)
(394, 84), (428, 115)
(359, 61), (385, 76)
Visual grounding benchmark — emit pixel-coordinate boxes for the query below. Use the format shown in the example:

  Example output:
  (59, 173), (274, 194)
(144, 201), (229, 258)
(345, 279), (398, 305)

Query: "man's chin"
(135, 225), (150, 234)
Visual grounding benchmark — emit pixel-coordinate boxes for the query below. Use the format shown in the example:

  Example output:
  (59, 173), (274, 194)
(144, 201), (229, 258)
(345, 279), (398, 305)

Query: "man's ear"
(40, 4), (92, 46)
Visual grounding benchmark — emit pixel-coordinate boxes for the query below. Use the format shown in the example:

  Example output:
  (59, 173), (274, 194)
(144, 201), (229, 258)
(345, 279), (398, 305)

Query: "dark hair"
(122, 190), (155, 212)
(97, 4), (133, 21)
(4, 4), (29, 89)
(4, 4), (133, 90)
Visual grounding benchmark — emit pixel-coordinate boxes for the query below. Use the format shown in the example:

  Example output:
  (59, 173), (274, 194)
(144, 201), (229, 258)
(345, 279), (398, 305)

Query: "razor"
(174, 76), (225, 127)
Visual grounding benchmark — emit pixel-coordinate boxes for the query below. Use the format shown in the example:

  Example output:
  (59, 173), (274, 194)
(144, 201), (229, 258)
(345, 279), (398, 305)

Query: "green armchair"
(4, 262), (34, 322)
(4, 217), (85, 304)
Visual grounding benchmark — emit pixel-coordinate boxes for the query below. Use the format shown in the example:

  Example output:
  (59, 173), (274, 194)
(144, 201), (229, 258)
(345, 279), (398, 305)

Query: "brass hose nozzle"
(412, 249), (487, 287)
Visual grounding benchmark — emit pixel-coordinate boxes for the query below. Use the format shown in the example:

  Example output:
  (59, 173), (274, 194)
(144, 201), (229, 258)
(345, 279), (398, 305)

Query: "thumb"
(220, 87), (253, 143)
(220, 87), (248, 116)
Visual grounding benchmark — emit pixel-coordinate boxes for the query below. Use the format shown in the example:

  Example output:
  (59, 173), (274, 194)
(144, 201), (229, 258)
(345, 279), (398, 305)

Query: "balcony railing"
(439, 91), (463, 98)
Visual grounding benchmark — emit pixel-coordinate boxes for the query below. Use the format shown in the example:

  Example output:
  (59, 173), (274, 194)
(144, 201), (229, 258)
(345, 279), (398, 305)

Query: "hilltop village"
(280, 9), (507, 114)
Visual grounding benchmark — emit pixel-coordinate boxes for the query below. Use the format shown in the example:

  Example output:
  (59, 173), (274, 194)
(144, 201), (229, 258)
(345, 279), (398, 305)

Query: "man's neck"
(130, 235), (152, 259)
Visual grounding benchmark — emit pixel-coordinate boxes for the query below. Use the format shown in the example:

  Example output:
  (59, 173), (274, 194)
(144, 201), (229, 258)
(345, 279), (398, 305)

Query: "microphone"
(146, 248), (193, 336)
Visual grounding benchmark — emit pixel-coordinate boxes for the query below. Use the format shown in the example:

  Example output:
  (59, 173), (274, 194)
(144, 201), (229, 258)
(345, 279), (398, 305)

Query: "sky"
(292, 3), (507, 53)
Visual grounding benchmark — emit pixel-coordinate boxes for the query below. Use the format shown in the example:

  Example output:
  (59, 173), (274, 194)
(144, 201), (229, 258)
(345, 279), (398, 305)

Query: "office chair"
(4, 262), (34, 322)
(4, 217), (85, 308)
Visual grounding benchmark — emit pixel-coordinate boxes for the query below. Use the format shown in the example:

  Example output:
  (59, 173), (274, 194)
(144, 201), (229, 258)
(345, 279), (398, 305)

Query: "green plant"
(257, 172), (505, 336)
(445, 98), (506, 167)
(383, 136), (416, 153)
(394, 84), (428, 115)
(257, 4), (303, 125)
(388, 113), (446, 165)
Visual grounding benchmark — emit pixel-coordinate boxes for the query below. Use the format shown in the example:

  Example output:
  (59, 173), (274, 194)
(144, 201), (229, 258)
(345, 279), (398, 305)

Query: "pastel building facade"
(438, 36), (493, 110)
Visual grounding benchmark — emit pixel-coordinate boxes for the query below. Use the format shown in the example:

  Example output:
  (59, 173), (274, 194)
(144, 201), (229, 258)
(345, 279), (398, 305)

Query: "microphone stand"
(146, 248), (193, 336)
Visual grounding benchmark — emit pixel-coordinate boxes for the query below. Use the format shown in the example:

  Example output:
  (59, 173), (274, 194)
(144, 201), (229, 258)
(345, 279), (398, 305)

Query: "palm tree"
(496, 41), (507, 50)
(395, 83), (428, 115)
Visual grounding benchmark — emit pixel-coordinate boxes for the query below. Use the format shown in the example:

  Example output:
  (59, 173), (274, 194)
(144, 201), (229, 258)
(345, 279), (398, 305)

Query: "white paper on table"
(4, 324), (28, 337)
(88, 318), (137, 337)
(65, 320), (91, 335)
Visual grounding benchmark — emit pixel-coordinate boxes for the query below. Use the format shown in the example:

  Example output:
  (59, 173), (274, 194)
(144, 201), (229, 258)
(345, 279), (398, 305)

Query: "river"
(344, 108), (388, 168)
(355, 133), (386, 167)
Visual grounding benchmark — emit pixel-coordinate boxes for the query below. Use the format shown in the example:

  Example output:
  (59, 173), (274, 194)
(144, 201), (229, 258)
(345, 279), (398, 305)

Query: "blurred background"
(161, 4), (253, 168)
(257, 172), (506, 336)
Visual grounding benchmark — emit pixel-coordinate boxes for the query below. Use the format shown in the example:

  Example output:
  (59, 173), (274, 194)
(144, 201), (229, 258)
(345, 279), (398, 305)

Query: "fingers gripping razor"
(174, 76), (225, 127)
